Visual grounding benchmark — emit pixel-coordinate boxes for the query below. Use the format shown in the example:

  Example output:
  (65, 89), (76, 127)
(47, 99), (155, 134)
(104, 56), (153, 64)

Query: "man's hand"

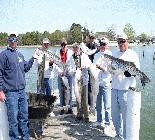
(124, 71), (131, 77)
(33, 49), (39, 59)
(80, 66), (85, 70)
(0, 91), (6, 102)
(65, 73), (69, 77)
(49, 58), (54, 64)
(60, 72), (64, 77)
(96, 64), (100, 69)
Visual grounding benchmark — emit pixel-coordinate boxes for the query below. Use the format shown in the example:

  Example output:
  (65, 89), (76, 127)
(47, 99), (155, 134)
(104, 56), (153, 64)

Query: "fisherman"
(0, 32), (38, 140)
(91, 37), (112, 135)
(111, 32), (140, 139)
(55, 40), (75, 115)
(71, 42), (92, 123)
(34, 38), (56, 95)
(86, 35), (99, 106)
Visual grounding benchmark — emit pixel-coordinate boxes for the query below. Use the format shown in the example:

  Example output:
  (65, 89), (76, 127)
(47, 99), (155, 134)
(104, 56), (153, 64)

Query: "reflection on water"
(0, 46), (155, 140)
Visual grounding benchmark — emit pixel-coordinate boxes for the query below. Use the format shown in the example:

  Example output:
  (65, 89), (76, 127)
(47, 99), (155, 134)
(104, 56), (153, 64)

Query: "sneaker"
(114, 135), (123, 140)
(60, 109), (65, 115)
(104, 125), (110, 135)
(49, 112), (55, 117)
(90, 122), (101, 127)
(75, 116), (83, 121)
(84, 118), (89, 123)
(66, 110), (73, 114)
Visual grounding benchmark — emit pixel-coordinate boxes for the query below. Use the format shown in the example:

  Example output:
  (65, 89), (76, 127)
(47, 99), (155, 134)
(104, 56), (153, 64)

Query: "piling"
(126, 89), (141, 140)
(0, 102), (10, 140)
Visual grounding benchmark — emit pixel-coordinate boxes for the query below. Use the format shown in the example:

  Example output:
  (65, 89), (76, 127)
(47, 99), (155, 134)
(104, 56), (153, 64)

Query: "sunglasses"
(61, 45), (66, 47)
(89, 37), (94, 39)
(101, 43), (108, 46)
(117, 39), (126, 44)
(9, 38), (18, 42)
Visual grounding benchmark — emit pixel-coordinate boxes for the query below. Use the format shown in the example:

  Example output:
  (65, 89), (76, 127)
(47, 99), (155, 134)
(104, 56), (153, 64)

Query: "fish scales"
(103, 53), (150, 86)
(38, 53), (45, 93)
(37, 48), (67, 69)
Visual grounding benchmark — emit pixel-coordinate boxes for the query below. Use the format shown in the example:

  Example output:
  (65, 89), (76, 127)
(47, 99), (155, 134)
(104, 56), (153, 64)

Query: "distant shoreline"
(0, 43), (154, 49)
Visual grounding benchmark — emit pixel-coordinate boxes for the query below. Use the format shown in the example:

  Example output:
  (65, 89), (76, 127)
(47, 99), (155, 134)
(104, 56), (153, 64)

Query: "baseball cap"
(72, 42), (80, 48)
(8, 31), (18, 37)
(43, 38), (50, 44)
(100, 37), (109, 44)
(89, 34), (95, 39)
(117, 33), (128, 39)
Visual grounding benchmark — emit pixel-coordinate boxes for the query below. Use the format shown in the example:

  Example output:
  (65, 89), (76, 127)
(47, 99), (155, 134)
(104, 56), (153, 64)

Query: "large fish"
(36, 48), (71, 106)
(88, 64), (99, 115)
(37, 48), (68, 71)
(73, 68), (82, 108)
(61, 76), (70, 106)
(103, 54), (150, 86)
(37, 53), (45, 93)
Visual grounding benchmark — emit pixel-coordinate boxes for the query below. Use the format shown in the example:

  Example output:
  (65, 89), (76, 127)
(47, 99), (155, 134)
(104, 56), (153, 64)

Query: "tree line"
(0, 23), (154, 47)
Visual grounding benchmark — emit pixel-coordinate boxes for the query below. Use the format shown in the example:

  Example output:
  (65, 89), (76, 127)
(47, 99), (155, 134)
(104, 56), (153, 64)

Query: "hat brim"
(43, 41), (50, 44)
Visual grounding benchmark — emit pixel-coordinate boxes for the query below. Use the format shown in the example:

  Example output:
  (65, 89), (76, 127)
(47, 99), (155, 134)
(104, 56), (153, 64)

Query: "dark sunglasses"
(117, 39), (126, 44)
(101, 43), (108, 46)
(61, 45), (66, 47)
(9, 38), (18, 42)
(89, 37), (94, 39)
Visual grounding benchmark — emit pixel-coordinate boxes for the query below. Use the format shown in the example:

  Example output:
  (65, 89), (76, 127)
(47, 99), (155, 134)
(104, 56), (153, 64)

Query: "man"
(86, 35), (99, 106)
(55, 41), (75, 115)
(34, 38), (55, 95)
(91, 37), (112, 135)
(111, 33), (140, 139)
(0, 32), (38, 140)
(72, 42), (92, 123)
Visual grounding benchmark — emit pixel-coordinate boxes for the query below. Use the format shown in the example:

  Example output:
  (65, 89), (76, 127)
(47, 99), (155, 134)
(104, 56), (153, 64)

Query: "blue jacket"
(0, 47), (35, 92)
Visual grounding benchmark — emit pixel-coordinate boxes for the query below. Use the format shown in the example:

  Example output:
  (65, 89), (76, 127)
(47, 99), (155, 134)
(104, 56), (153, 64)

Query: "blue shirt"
(0, 46), (35, 92)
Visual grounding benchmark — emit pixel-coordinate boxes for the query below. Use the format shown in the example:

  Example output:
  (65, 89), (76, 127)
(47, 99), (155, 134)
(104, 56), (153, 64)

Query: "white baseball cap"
(8, 31), (18, 37)
(43, 38), (50, 44)
(117, 32), (128, 39)
(100, 37), (109, 44)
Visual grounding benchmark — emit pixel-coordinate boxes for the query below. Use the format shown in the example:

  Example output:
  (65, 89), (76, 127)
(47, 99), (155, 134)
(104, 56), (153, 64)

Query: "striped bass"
(37, 53), (45, 93)
(88, 64), (99, 115)
(73, 68), (82, 108)
(103, 54), (150, 86)
(37, 48), (69, 71)
(80, 42), (98, 55)
(36, 48), (70, 106)
(61, 76), (70, 106)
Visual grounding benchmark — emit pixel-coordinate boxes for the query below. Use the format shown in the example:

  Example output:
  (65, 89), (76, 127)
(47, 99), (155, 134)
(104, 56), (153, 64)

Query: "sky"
(0, 0), (155, 36)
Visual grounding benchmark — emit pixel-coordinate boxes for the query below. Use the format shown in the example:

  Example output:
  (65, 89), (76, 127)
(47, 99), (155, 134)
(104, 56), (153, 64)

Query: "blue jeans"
(58, 75), (72, 110)
(5, 89), (30, 140)
(111, 89), (128, 140)
(96, 85), (111, 125)
(37, 78), (53, 95)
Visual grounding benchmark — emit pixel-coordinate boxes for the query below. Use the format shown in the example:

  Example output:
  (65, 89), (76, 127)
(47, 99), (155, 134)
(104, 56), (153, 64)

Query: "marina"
(0, 45), (155, 139)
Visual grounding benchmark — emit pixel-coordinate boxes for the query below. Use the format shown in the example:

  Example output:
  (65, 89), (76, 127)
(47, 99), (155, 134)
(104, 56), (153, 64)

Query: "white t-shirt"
(111, 49), (140, 90)
(93, 50), (112, 87)
(33, 51), (56, 79)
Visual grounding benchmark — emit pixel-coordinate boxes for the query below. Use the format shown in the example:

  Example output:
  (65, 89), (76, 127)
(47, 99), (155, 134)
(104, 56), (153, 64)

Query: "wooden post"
(126, 89), (141, 140)
(0, 102), (10, 140)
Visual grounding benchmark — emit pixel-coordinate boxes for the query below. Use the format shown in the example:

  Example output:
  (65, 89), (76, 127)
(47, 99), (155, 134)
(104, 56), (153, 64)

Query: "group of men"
(0, 32), (140, 140)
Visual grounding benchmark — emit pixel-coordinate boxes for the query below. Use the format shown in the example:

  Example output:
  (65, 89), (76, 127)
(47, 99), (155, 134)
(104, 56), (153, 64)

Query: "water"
(0, 45), (155, 140)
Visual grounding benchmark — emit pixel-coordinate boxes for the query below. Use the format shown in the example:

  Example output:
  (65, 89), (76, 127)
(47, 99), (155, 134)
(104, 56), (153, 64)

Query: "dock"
(29, 89), (116, 140)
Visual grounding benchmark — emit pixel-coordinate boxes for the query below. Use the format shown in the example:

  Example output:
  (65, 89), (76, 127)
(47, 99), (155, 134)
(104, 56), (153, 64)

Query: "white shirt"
(33, 51), (56, 79)
(55, 48), (75, 76)
(93, 50), (112, 87)
(111, 49), (140, 90)
(72, 52), (92, 86)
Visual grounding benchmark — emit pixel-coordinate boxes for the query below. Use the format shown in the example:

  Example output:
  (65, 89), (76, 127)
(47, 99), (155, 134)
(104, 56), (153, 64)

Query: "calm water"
(0, 45), (155, 140)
